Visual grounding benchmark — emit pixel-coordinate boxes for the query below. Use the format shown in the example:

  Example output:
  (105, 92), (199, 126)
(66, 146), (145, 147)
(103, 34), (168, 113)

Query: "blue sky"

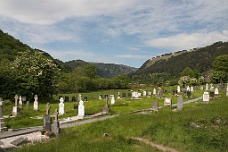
(0, 0), (228, 68)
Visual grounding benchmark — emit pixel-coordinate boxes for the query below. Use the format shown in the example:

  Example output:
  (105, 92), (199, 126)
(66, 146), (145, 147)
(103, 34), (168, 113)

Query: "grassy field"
(3, 87), (228, 152)
(3, 87), (204, 129)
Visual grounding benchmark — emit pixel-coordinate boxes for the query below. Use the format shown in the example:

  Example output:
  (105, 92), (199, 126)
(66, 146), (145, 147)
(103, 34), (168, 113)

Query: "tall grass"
(8, 93), (228, 152)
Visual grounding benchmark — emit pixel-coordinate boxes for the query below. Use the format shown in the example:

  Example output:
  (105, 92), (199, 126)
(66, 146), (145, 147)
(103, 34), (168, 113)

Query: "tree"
(211, 55), (228, 83)
(180, 67), (196, 78)
(84, 64), (97, 80)
(12, 50), (60, 100)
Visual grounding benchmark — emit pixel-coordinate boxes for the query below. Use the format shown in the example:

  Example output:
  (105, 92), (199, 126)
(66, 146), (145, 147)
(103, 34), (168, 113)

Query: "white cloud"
(115, 54), (149, 60)
(0, 0), (141, 25)
(145, 31), (228, 51)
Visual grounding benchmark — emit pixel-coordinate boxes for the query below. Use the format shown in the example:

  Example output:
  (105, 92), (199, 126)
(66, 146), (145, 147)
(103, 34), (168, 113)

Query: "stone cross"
(34, 95), (38, 102)
(46, 103), (51, 115)
(54, 109), (59, 121)
(14, 95), (18, 107)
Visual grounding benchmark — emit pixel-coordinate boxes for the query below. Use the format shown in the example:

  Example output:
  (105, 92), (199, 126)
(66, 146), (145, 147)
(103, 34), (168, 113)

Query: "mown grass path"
(132, 137), (179, 152)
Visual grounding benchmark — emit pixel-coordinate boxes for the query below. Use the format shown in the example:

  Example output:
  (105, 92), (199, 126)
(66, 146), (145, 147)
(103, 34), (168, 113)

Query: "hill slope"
(133, 41), (228, 77)
(65, 60), (138, 78)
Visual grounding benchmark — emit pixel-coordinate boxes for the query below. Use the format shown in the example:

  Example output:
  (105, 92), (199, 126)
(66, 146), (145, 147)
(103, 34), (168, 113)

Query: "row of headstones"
(38, 99), (85, 135)
(59, 94), (88, 102)
(151, 95), (184, 111)
(12, 94), (39, 116)
(58, 97), (85, 117)
(203, 85), (228, 102)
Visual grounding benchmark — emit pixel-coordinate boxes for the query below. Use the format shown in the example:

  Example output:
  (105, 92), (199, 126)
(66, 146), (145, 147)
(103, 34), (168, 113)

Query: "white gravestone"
(78, 100), (85, 118)
(205, 83), (209, 90)
(117, 92), (121, 99)
(190, 86), (194, 92)
(164, 98), (172, 106)
(111, 95), (115, 105)
(153, 88), (156, 95)
(186, 86), (190, 91)
(12, 95), (18, 116)
(78, 94), (82, 101)
(19, 96), (23, 106)
(203, 92), (210, 102)
(214, 88), (219, 96)
(99, 95), (102, 100)
(177, 86), (181, 93)
(148, 91), (152, 96)
(59, 97), (65, 115)
(33, 95), (38, 111)
(226, 86), (228, 96)
(143, 90), (146, 96)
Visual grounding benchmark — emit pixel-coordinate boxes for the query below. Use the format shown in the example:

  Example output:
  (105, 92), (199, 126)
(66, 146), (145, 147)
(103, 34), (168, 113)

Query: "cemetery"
(0, 84), (227, 152)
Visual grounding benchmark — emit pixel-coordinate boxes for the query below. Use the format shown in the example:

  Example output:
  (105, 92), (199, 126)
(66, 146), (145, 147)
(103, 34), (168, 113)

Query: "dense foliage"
(211, 54), (228, 83)
(65, 60), (137, 78)
(131, 41), (228, 84)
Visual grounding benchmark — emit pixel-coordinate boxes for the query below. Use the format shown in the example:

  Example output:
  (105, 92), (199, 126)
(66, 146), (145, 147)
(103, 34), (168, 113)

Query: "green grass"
(6, 89), (228, 152)
(3, 88), (205, 129)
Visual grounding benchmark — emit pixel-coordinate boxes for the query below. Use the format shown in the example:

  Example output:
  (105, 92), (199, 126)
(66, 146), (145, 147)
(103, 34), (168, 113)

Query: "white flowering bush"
(12, 50), (60, 99)
(178, 76), (190, 86)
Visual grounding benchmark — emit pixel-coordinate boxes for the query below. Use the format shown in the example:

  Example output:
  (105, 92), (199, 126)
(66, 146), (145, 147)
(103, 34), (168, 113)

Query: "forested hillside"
(130, 41), (228, 83)
(65, 60), (137, 78)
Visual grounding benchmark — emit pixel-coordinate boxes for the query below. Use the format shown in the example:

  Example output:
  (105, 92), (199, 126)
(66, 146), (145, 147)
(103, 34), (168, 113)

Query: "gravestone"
(72, 96), (76, 102)
(128, 92), (131, 97)
(43, 103), (52, 131)
(203, 92), (210, 102)
(148, 91), (152, 96)
(143, 90), (146, 96)
(59, 97), (65, 115)
(78, 94), (82, 101)
(12, 95), (19, 116)
(219, 83), (224, 90)
(214, 88), (219, 97)
(186, 91), (191, 98)
(99, 95), (102, 100)
(177, 86), (181, 93)
(103, 97), (109, 114)
(0, 99), (7, 132)
(205, 83), (209, 90)
(153, 88), (156, 95)
(78, 100), (85, 118)
(22, 96), (26, 103)
(26, 101), (30, 110)
(152, 100), (159, 111)
(210, 87), (215, 98)
(64, 96), (69, 102)
(10, 137), (28, 146)
(111, 95), (115, 105)
(164, 98), (172, 107)
(210, 83), (213, 90)
(186, 86), (190, 91)
(33, 95), (39, 111)
(122, 93), (126, 98)
(226, 85), (228, 96)
(117, 92), (121, 99)
(52, 109), (60, 135)
(177, 95), (183, 110)
(84, 96), (88, 101)
(190, 86), (194, 92)
(158, 88), (163, 98)
(19, 96), (23, 106)
(200, 85), (204, 90)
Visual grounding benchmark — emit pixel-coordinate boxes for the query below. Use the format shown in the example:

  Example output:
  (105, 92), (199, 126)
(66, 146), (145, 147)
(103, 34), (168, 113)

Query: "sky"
(0, 0), (228, 68)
